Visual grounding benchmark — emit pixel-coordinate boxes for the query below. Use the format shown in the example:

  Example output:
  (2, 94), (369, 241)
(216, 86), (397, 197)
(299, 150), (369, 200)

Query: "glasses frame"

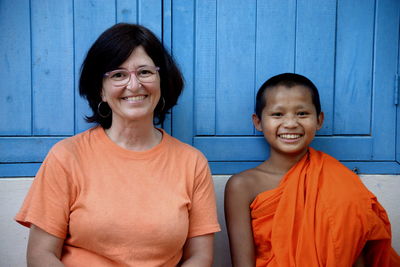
(103, 66), (160, 87)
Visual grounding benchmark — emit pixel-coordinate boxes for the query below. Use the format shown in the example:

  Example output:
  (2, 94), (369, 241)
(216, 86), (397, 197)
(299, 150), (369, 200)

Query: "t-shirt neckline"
(93, 126), (168, 159)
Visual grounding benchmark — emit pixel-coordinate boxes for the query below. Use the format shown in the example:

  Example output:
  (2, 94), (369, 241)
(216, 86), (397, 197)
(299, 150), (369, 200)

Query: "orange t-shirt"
(15, 126), (220, 266)
(251, 148), (400, 267)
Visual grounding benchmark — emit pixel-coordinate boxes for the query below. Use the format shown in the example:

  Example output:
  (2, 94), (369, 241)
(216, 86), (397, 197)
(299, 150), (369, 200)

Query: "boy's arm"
(224, 174), (256, 267)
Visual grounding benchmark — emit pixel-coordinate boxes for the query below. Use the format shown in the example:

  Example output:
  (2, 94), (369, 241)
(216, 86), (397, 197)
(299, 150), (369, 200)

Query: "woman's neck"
(104, 120), (162, 151)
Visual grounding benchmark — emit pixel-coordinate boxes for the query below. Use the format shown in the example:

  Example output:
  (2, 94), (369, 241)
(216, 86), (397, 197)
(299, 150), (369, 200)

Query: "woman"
(15, 23), (220, 267)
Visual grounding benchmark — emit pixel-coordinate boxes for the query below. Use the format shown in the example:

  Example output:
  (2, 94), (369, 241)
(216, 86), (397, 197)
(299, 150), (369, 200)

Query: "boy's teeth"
(125, 96), (145, 101)
(280, 134), (301, 139)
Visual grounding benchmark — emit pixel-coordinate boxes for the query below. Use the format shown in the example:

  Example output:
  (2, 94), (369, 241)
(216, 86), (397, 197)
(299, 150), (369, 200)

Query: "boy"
(224, 73), (400, 267)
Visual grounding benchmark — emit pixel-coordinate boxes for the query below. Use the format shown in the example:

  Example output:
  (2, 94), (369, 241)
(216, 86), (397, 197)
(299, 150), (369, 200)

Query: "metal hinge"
(395, 74), (400, 105)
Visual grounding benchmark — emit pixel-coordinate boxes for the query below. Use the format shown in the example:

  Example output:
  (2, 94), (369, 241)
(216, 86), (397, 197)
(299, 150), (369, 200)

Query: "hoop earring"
(159, 97), (165, 111)
(97, 101), (111, 118)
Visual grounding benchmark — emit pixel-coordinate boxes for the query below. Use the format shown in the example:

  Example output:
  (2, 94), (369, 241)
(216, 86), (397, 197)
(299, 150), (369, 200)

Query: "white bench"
(1, 175), (399, 267)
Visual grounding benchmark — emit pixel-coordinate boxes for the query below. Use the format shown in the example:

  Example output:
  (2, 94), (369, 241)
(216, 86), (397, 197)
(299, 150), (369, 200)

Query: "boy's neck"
(266, 149), (308, 175)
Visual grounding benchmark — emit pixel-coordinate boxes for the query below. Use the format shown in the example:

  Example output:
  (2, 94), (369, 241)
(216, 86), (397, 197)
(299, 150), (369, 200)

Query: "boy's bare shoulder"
(227, 168), (261, 187)
(226, 165), (275, 200)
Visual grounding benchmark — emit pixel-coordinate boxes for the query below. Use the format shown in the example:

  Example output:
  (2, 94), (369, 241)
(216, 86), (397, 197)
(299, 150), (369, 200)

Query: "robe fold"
(250, 148), (400, 267)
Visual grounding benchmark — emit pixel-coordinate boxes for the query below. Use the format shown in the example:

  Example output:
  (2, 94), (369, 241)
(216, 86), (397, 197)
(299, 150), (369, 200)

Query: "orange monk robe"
(251, 148), (400, 267)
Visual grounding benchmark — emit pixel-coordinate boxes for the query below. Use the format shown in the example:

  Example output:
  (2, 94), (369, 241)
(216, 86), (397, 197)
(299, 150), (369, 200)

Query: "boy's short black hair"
(255, 73), (321, 118)
(79, 23), (184, 128)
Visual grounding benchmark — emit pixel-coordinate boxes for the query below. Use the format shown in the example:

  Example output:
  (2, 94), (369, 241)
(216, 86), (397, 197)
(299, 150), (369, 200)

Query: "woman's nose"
(126, 73), (141, 89)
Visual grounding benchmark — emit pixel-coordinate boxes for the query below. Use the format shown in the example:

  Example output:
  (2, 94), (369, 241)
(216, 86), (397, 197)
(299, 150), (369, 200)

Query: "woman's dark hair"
(255, 73), (321, 118)
(79, 23), (184, 128)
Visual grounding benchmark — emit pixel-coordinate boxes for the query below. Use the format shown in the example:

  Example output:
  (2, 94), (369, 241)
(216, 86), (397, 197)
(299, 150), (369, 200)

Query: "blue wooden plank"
(255, 0), (296, 89)
(216, 0), (256, 135)
(254, 0), (296, 136)
(209, 161), (400, 175)
(0, 137), (63, 162)
(0, 163), (41, 177)
(0, 0), (31, 135)
(162, 0), (172, 134)
(334, 0), (374, 134)
(74, 0), (116, 134)
(117, 0), (138, 23)
(171, 0), (195, 144)
(31, 0), (74, 135)
(371, 0), (399, 160)
(194, 0), (217, 135)
(2, 160), (398, 178)
(397, 22), (400, 164)
(193, 136), (373, 161)
(137, 0), (162, 37)
(296, 0), (336, 135)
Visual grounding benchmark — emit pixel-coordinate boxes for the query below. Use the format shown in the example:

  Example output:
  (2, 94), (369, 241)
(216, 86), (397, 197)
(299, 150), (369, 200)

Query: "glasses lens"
(136, 66), (158, 83)
(107, 70), (130, 86)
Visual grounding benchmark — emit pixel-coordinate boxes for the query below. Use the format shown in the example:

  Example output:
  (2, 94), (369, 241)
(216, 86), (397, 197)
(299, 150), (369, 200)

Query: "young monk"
(224, 73), (400, 267)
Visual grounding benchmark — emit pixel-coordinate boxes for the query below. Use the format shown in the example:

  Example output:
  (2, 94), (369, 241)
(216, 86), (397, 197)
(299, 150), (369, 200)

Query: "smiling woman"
(15, 23), (220, 267)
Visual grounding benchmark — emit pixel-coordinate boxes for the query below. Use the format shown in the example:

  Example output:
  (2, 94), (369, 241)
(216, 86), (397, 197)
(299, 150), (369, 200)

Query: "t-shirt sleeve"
(187, 154), (221, 238)
(14, 147), (73, 239)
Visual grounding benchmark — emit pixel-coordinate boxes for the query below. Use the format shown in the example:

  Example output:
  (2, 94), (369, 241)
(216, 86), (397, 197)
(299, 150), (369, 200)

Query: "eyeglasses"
(103, 66), (160, 87)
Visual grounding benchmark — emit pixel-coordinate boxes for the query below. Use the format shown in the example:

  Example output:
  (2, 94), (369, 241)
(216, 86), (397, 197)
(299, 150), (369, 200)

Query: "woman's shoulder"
(50, 126), (99, 156)
(163, 131), (206, 158)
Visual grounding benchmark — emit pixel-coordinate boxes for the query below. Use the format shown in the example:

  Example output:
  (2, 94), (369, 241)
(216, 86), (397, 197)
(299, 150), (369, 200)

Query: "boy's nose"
(283, 116), (298, 127)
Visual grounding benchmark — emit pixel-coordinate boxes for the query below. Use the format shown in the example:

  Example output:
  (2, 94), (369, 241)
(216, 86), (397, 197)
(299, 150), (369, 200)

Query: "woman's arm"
(27, 224), (64, 267)
(224, 175), (256, 267)
(180, 233), (214, 267)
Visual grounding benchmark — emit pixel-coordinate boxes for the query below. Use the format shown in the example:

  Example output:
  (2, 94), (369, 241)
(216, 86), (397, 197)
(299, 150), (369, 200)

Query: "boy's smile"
(253, 85), (324, 159)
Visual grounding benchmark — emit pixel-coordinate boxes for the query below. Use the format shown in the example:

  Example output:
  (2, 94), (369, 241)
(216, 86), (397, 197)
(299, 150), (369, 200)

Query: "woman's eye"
(111, 71), (127, 79)
(138, 69), (154, 77)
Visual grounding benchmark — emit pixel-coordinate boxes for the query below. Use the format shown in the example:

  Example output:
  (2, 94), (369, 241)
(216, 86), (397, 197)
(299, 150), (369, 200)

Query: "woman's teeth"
(124, 96), (146, 101)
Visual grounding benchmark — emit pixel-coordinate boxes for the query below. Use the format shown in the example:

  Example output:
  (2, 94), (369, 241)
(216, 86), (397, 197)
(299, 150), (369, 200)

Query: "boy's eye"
(271, 113), (283, 117)
(298, 111), (308, 116)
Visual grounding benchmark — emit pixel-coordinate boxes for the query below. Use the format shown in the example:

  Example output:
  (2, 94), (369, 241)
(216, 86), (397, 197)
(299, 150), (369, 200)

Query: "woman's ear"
(252, 114), (263, 132)
(317, 111), (324, 130)
(100, 89), (106, 102)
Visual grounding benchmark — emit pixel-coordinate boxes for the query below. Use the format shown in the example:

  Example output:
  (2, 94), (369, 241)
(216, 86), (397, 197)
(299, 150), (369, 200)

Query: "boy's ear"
(252, 114), (263, 132)
(317, 112), (324, 130)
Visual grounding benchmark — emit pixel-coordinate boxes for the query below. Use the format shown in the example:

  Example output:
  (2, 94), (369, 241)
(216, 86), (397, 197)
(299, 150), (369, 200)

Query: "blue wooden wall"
(1, 0), (399, 176)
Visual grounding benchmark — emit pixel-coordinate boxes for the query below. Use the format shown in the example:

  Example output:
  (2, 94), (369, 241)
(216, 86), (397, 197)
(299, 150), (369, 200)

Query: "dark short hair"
(255, 73), (321, 118)
(79, 23), (184, 128)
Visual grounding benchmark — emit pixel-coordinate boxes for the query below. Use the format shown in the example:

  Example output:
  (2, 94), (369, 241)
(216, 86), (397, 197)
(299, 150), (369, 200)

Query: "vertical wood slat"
(255, 0), (296, 136)
(137, 0), (162, 37)
(172, 0), (195, 144)
(0, 0), (31, 135)
(74, 0), (116, 134)
(162, 0), (173, 134)
(296, 0), (336, 135)
(255, 0), (296, 87)
(334, 0), (374, 135)
(195, 0), (217, 135)
(397, 5), (400, 164)
(372, 0), (399, 160)
(216, 0), (256, 135)
(31, 0), (74, 135)
(117, 0), (138, 23)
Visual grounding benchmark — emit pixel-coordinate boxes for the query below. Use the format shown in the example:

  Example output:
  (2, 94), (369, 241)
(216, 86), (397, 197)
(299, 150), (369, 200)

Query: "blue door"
(170, 0), (400, 174)
(1, 0), (399, 176)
